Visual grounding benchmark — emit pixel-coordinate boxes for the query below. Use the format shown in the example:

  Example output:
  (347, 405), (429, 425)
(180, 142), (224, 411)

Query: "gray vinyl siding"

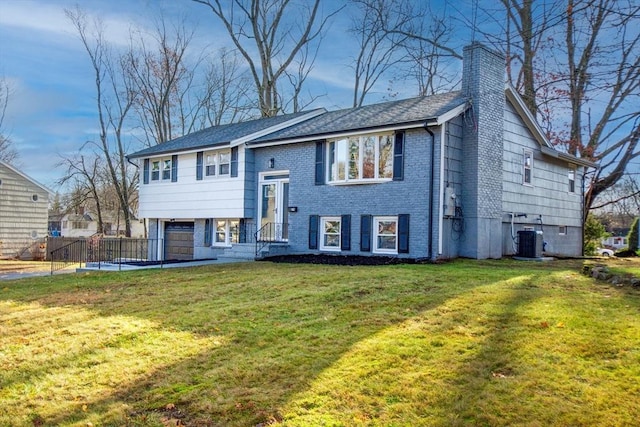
(0, 164), (50, 258)
(440, 116), (465, 259)
(253, 127), (436, 259)
(501, 100), (583, 256)
(243, 148), (256, 219)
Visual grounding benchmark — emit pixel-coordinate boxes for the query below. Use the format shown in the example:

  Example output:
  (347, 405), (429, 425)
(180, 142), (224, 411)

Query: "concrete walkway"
(77, 258), (251, 272)
(0, 271), (53, 280)
(0, 259), (252, 280)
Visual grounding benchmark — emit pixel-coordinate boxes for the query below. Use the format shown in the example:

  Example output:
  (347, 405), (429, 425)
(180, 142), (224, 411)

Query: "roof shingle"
(128, 109), (322, 158)
(250, 91), (466, 144)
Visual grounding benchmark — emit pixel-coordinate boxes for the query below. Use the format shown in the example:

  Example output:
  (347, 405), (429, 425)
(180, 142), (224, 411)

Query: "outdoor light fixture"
(268, 158), (275, 168)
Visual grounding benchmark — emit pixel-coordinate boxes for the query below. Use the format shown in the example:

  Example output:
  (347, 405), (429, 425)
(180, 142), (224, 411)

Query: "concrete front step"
(217, 243), (257, 260)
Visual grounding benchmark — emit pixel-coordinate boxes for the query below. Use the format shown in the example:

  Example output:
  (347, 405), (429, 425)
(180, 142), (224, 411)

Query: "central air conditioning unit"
(518, 230), (543, 258)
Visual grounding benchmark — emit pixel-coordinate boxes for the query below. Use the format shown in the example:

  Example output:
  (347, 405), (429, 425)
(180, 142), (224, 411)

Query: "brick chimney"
(459, 43), (506, 259)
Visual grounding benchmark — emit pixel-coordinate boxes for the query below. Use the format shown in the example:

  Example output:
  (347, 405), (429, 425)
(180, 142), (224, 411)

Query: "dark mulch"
(261, 253), (433, 266)
(614, 249), (637, 258)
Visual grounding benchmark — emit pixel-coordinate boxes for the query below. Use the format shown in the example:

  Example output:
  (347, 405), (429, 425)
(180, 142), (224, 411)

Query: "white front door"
(259, 172), (289, 241)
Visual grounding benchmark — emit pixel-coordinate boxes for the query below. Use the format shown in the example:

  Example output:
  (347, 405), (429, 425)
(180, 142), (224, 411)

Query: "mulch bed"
(261, 253), (432, 266)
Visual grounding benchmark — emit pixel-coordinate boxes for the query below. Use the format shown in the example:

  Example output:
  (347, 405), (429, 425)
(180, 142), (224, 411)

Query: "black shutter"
(341, 214), (351, 251)
(196, 152), (203, 181)
(204, 218), (211, 246)
(171, 155), (178, 182)
(239, 218), (246, 243)
(309, 215), (319, 249)
(231, 147), (238, 177)
(393, 131), (405, 181)
(398, 214), (410, 253)
(360, 214), (372, 252)
(315, 141), (325, 185)
(143, 158), (150, 184)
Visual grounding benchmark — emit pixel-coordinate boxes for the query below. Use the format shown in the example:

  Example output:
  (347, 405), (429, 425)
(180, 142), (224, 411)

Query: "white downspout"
(438, 124), (446, 256)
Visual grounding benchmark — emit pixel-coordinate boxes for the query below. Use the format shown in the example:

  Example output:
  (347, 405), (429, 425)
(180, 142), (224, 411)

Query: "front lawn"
(1, 259), (638, 426)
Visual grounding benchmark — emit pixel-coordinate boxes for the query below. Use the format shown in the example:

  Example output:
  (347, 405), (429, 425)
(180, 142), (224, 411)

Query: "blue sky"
(0, 0), (468, 191)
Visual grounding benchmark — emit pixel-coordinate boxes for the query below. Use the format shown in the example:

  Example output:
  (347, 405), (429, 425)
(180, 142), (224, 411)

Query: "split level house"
(128, 43), (596, 262)
(0, 161), (52, 259)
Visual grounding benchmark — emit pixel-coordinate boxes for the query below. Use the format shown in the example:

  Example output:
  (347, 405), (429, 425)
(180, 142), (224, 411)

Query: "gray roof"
(128, 109), (321, 158)
(250, 91), (466, 144)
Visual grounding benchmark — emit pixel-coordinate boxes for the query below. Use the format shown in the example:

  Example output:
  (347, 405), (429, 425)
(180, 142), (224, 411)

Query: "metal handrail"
(254, 223), (288, 258)
(50, 239), (86, 274)
(49, 237), (162, 274)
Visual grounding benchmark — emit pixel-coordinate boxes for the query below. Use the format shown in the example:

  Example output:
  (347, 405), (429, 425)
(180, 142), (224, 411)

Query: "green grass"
(1, 259), (639, 426)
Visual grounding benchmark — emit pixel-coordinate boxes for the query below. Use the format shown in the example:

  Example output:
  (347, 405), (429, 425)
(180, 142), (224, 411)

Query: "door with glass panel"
(259, 174), (289, 241)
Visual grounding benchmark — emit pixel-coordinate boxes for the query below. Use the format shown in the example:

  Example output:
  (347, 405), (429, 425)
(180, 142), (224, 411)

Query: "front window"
(320, 217), (341, 251)
(568, 167), (575, 193)
(219, 152), (231, 175)
(162, 159), (172, 180)
(72, 221), (89, 230)
(151, 161), (160, 181)
(374, 216), (398, 254)
(523, 150), (533, 185)
(213, 219), (239, 246)
(205, 150), (231, 177)
(328, 133), (394, 183)
(151, 158), (172, 181)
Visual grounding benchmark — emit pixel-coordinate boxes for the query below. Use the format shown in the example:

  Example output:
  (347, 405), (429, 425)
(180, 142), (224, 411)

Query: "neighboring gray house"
(0, 161), (52, 259)
(128, 43), (595, 261)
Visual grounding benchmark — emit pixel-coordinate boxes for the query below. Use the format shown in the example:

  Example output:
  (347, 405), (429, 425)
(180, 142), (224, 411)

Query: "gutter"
(247, 122), (429, 149)
(438, 124), (446, 256)
(540, 146), (597, 169)
(425, 126), (435, 260)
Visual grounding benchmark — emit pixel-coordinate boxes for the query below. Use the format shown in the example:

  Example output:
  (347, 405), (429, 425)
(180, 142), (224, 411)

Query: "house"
(602, 236), (628, 251)
(128, 43), (595, 261)
(0, 161), (52, 259)
(56, 208), (146, 238)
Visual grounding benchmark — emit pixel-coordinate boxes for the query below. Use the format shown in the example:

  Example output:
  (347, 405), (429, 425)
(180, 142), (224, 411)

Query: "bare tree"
(592, 175), (640, 217)
(66, 7), (138, 236)
(283, 42), (324, 113)
(192, 0), (341, 117)
(125, 19), (196, 145)
(349, 0), (412, 107)
(0, 77), (18, 163)
(195, 48), (256, 128)
(348, 0), (460, 105)
(400, 8), (456, 96)
(57, 149), (107, 234)
(473, 0), (640, 220)
(560, 0), (640, 220)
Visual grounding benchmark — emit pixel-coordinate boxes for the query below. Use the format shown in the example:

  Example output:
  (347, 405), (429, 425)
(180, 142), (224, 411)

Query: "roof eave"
(425, 101), (470, 126)
(0, 161), (54, 196)
(540, 146), (598, 169)
(506, 84), (597, 169)
(128, 141), (229, 160)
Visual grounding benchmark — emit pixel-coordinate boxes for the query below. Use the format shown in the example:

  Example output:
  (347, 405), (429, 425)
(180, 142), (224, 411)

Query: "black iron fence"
(49, 237), (162, 274)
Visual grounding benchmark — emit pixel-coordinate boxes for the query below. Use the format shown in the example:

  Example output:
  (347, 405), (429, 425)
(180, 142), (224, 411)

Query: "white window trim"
(373, 216), (398, 254)
(320, 216), (341, 252)
(523, 149), (533, 186)
(568, 166), (576, 193)
(327, 133), (394, 184)
(559, 226), (567, 236)
(205, 150), (232, 178)
(213, 219), (239, 247)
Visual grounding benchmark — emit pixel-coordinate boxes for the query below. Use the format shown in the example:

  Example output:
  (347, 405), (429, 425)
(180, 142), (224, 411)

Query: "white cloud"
(0, 1), (74, 36)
